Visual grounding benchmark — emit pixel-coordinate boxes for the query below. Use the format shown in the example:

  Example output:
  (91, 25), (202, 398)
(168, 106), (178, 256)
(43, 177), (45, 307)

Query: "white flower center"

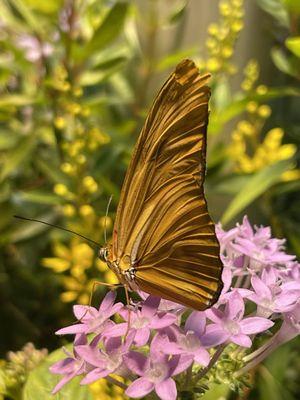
(105, 351), (122, 371)
(132, 316), (149, 329)
(179, 332), (200, 351)
(146, 363), (168, 383)
(225, 320), (240, 335)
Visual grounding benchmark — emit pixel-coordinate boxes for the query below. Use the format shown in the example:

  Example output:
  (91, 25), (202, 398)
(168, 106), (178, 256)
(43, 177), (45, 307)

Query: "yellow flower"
(281, 169), (300, 182)
(83, 176), (98, 193)
(246, 101), (258, 113)
(256, 85), (268, 95)
(61, 162), (75, 175)
(54, 116), (66, 129)
(54, 183), (68, 196)
(79, 205), (95, 217)
(62, 204), (76, 217)
(206, 57), (221, 72)
(208, 23), (219, 36)
(42, 257), (70, 272)
(258, 105), (271, 118)
(60, 291), (78, 302)
(105, 269), (119, 284)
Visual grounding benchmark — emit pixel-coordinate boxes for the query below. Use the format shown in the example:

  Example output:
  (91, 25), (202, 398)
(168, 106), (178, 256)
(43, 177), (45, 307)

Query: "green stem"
(194, 344), (227, 381)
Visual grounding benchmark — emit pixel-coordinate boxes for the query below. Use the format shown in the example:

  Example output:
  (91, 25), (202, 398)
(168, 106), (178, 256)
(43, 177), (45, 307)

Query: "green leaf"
(271, 48), (299, 78)
(201, 383), (230, 399)
(7, 212), (57, 244)
(282, 0), (300, 14)
(9, 0), (43, 33)
(0, 135), (36, 182)
(36, 159), (69, 185)
(23, 347), (93, 400)
(13, 190), (63, 205)
(221, 160), (292, 225)
(209, 86), (300, 134)
(285, 36), (300, 58)
(213, 78), (232, 111)
(77, 2), (129, 60)
(0, 94), (37, 107)
(256, 0), (289, 27)
(156, 47), (198, 71)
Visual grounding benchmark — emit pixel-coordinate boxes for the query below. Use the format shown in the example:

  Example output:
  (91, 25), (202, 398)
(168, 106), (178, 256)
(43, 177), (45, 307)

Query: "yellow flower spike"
(206, 38), (217, 49)
(246, 101), (258, 113)
(277, 144), (297, 160)
(61, 162), (75, 175)
(258, 105), (271, 118)
(232, 20), (244, 32)
(62, 276), (83, 291)
(54, 183), (69, 197)
(60, 291), (78, 303)
(62, 204), (76, 217)
(76, 154), (87, 165)
(256, 85), (268, 95)
(72, 243), (94, 268)
(54, 116), (66, 129)
(222, 46), (233, 58)
(67, 102), (81, 115)
(82, 176), (98, 193)
(53, 242), (71, 259)
(71, 265), (86, 278)
(237, 120), (254, 136)
(281, 169), (300, 182)
(219, 1), (231, 16)
(79, 204), (95, 217)
(42, 257), (70, 272)
(78, 293), (89, 305)
(206, 58), (221, 72)
(263, 128), (284, 149)
(208, 23), (219, 36)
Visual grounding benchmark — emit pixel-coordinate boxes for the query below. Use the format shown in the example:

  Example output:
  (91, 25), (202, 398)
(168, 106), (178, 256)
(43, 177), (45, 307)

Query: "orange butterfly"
(99, 59), (223, 311)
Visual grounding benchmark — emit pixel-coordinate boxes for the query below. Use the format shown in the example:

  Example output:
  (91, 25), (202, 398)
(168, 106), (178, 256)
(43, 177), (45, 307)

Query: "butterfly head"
(98, 246), (109, 262)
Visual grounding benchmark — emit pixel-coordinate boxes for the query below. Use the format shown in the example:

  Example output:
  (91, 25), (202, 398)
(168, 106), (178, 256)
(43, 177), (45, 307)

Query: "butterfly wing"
(111, 59), (223, 310)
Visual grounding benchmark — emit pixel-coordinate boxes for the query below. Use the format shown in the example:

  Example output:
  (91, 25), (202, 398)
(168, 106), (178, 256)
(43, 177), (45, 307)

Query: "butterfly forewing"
(110, 59), (223, 310)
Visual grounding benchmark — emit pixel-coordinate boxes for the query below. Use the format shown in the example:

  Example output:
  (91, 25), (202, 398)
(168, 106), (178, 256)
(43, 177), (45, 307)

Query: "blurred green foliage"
(0, 0), (299, 399)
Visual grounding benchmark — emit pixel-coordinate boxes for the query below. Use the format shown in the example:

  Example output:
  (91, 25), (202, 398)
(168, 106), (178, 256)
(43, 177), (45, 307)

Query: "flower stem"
(194, 344), (227, 381)
(105, 375), (128, 390)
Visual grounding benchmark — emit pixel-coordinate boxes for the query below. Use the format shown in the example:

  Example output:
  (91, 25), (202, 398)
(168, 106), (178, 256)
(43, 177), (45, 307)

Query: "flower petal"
(155, 378), (177, 400)
(201, 324), (229, 347)
(142, 295), (160, 318)
(80, 368), (110, 384)
(56, 324), (87, 335)
(134, 327), (150, 346)
(169, 354), (193, 376)
(124, 351), (148, 375)
(185, 311), (206, 336)
(100, 290), (116, 312)
(225, 292), (245, 321)
(75, 345), (104, 367)
(126, 377), (154, 398)
(230, 333), (252, 347)
(194, 348), (210, 367)
(151, 314), (177, 329)
(239, 317), (274, 334)
(251, 275), (272, 300)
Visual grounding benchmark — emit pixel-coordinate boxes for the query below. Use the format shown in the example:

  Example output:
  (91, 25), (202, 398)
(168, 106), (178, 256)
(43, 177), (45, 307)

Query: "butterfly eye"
(98, 247), (108, 262)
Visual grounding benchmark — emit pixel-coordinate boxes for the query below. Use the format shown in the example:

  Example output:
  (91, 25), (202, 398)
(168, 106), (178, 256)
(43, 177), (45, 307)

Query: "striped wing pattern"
(111, 59), (223, 310)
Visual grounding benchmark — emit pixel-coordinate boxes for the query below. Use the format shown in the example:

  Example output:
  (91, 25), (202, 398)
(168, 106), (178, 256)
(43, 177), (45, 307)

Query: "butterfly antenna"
(104, 195), (113, 244)
(14, 215), (101, 248)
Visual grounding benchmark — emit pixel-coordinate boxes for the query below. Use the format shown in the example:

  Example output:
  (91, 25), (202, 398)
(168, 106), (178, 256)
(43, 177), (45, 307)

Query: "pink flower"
(125, 341), (192, 400)
(50, 334), (87, 394)
(55, 291), (123, 336)
(75, 332), (135, 384)
(155, 312), (210, 366)
(109, 295), (177, 346)
(202, 292), (274, 347)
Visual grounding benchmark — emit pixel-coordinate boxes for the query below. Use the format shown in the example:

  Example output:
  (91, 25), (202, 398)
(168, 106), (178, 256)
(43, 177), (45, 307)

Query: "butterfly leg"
(124, 285), (132, 340)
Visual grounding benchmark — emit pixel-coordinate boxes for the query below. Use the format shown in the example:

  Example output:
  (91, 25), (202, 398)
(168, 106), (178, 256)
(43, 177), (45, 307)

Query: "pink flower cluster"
(51, 216), (300, 400)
